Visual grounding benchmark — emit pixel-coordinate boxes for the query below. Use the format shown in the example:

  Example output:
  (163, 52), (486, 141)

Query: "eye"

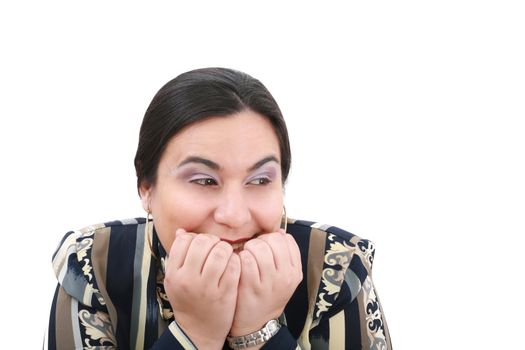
(248, 177), (272, 186)
(191, 177), (218, 186)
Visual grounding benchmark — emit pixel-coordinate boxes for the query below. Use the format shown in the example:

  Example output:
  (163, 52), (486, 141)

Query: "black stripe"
(106, 224), (137, 349)
(345, 295), (362, 349)
(284, 222), (311, 339)
(349, 254), (368, 284)
(326, 225), (356, 241)
(144, 229), (160, 348)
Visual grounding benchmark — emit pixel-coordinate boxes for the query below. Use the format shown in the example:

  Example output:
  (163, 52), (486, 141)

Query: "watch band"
(227, 319), (281, 349)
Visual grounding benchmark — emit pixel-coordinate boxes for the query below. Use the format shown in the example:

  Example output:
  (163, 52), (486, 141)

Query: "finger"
(257, 232), (290, 271)
(219, 253), (241, 291)
(243, 238), (276, 283)
(285, 234), (302, 269)
(168, 229), (196, 269)
(183, 234), (220, 274)
(239, 250), (261, 287)
(202, 241), (234, 286)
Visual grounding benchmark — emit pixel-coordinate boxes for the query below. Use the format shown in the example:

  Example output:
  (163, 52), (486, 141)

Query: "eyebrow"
(177, 155), (279, 172)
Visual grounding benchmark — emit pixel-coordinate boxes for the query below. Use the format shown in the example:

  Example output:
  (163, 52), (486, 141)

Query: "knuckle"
(175, 233), (193, 243)
(178, 279), (193, 293)
(244, 238), (262, 250)
(211, 243), (232, 260)
(193, 233), (217, 246)
(193, 234), (208, 243)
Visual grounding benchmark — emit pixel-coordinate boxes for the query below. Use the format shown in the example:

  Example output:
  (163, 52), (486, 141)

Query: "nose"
(213, 184), (252, 230)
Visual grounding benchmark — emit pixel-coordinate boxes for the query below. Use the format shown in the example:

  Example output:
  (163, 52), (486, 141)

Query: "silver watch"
(227, 319), (281, 349)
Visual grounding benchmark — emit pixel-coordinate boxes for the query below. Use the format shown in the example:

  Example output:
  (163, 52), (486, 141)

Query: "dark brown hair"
(134, 67), (291, 192)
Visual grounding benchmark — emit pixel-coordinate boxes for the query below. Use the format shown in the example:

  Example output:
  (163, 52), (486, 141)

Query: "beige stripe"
(328, 310), (345, 350)
(357, 286), (368, 347)
(299, 227), (326, 350)
(70, 298), (82, 348)
(169, 321), (197, 349)
(55, 287), (75, 349)
(376, 287), (393, 350)
(134, 227), (152, 350)
(91, 227), (118, 332)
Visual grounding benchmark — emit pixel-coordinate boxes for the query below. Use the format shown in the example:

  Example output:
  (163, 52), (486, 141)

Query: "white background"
(1, 1), (524, 349)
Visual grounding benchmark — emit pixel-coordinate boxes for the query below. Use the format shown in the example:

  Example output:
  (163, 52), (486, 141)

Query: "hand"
(230, 230), (303, 337)
(163, 229), (241, 350)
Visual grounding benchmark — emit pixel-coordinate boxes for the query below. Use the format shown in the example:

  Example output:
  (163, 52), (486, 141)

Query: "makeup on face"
(171, 156), (279, 187)
(146, 112), (284, 256)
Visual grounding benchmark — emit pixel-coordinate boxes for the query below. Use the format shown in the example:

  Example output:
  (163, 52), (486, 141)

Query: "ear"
(139, 182), (152, 212)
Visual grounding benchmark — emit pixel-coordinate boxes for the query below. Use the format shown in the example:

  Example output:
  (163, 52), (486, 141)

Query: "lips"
(222, 238), (251, 253)
(221, 233), (260, 252)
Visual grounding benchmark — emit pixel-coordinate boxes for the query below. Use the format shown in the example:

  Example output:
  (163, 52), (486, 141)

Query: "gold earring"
(281, 206), (288, 232)
(145, 209), (157, 259)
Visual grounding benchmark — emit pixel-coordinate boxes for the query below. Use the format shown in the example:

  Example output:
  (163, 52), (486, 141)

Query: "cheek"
(250, 190), (284, 232)
(150, 185), (212, 251)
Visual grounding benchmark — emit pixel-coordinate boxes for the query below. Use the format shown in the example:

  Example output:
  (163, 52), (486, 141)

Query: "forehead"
(162, 110), (281, 166)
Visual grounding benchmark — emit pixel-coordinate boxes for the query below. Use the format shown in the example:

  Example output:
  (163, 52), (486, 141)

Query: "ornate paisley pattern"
(362, 277), (388, 350)
(78, 308), (117, 348)
(314, 233), (355, 319)
(315, 233), (354, 319)
(75, 227), (105, 307)
(357, 239), (375, 270)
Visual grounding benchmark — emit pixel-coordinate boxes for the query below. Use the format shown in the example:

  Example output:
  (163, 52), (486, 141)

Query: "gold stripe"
(169, 321), (197, 349)
(357, 284), (368, 347)
(134, 226), (152, 350)
(55, 287), (75, 349)
(328, 310), (345, 350)
(299, 226), (326, 350)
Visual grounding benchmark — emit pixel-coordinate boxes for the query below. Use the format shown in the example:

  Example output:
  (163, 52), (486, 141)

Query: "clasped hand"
(163, 229), (303, 350)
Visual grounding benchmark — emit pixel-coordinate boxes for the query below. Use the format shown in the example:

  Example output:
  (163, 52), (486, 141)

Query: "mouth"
(221, 233), (261, 252)
(230, 242), (246, 253)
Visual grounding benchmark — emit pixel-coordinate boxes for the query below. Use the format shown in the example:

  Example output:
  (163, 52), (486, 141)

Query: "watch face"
(266, 320), (280, 334)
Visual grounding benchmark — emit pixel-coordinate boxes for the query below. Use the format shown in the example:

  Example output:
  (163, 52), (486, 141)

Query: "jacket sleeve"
(47, 284), (197, 349)
(304, 237), (392, 349)
(259, 270), (392, 350)
(307, 273), (392, 349)
(263, 229), (392, 350)
(46, 229), (118, 349)
(256, 233), (391, 350)
(45, 229), (197, 350)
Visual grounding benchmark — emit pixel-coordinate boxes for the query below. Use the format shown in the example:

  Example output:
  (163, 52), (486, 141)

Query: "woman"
(47, 68), (392, 349)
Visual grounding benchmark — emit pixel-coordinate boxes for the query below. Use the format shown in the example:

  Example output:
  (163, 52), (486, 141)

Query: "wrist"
(175, 318), (226, 350)
(227, 319), (281, 349)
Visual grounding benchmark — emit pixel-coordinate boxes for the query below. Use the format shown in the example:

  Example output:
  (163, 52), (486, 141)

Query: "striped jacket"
(47, 218), (392, 349)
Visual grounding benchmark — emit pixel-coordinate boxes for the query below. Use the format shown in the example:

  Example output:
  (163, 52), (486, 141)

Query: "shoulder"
(287, 218), (375, 275)
(286, 218), (376, 322)
(51, 218), (148, 308)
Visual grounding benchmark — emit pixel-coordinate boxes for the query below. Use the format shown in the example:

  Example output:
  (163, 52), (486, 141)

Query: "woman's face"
(140, 109), (284, 252)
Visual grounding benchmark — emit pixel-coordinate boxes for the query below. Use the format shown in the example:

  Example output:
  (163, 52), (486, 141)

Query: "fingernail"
(175, 228), (186, 236)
